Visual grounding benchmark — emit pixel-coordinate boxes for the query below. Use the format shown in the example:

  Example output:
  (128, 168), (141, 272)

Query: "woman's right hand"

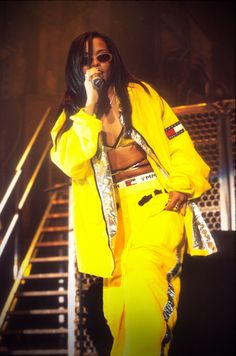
(84, 67), (102, 114)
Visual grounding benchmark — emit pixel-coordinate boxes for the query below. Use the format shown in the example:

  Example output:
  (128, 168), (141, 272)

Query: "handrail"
(0, 107), (51, 215)
(0, 142), (51, 257)
(16, 107), (51, 171)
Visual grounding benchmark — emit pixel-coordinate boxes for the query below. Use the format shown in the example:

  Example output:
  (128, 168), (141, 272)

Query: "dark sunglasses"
(81, 52), (112, 66)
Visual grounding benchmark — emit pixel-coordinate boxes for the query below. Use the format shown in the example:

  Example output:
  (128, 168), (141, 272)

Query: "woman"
(50, 31), (217, 356)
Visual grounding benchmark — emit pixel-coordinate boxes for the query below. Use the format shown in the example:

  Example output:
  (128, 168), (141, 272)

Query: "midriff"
(107, 142), (154, 183)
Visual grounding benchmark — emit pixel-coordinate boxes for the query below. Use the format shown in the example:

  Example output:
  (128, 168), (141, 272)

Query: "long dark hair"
(57, 31), (149, 139)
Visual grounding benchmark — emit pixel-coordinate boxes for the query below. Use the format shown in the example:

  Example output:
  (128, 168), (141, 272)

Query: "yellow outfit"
(103, 177), (185, 355)
(50, 82), (217, 355)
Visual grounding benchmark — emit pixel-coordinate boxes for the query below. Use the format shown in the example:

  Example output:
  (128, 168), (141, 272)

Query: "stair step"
(52, 199), (68, 205)
(4, 350), (68, 355)
(36, 241), (68, 247)
(47, 212), (68, 219)
(41, 226), (70, 233)
(16, 290), (67, 297)
(30, 256), (68, 263)
(3, 328), (68, 335)
(9, 308), (68, 315)
(23, 272), (68, 279)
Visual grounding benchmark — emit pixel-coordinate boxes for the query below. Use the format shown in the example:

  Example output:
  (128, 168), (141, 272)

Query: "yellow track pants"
(103, 177), (186, 356)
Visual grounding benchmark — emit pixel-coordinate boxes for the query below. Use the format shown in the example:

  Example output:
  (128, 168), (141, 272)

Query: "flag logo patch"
(165, 122), (184, 139)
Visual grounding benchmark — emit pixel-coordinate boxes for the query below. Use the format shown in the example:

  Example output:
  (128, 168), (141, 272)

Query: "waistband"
(114, 172), (157, 189)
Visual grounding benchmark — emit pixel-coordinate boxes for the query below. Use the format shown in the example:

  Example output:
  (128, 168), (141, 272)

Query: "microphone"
(92, 75), (104, 90)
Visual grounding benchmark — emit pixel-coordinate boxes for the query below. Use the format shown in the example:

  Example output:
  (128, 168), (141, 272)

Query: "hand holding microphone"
(91, 73), (104, 90)
(85, 67), (104, 88)
(84, 67), (103, 114)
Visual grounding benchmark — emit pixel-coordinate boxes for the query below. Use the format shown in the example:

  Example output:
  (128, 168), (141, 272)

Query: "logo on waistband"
(114, 172), (157, 189)
(125, 178), (136, 186)
(141, 173), (156, 181)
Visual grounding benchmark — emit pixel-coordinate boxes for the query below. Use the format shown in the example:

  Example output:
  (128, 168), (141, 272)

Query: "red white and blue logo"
(165, 121), (184, 139)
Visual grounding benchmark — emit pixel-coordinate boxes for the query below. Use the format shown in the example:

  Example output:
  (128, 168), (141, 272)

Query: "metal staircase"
(0, 183), (102, 356)
(0, 107), (105, 356)
(0, 187), (71, 355)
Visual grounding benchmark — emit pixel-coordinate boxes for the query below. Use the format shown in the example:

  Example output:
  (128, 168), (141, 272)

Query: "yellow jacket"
(50, 82), (217, 277)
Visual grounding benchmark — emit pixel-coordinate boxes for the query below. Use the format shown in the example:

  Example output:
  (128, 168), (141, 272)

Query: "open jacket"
(50, 82), (217, 277)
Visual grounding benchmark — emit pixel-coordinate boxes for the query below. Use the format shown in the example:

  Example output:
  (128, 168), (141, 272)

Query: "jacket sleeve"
(50, 109), (102, 179)
(160, 96), (211, 199)
(145, 84), (211, 199)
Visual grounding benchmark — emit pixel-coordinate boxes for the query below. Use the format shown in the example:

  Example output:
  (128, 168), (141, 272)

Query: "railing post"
(215, 101), (235, 230)
(13, 185), (20, 280)
(68, 183), (77, 356)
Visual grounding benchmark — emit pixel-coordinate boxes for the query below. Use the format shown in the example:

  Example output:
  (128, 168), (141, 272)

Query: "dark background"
(0, 1), (235, 195)
(0, 1), (235, 355)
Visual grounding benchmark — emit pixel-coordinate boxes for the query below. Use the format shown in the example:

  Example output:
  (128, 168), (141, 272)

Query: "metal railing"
(0, 107), (51, 259)
(173, 99), (235, 231)
(0, 107), (78, 355)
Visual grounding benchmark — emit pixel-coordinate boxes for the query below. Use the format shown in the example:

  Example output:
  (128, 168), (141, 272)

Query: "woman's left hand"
(165, 191), (188, 213)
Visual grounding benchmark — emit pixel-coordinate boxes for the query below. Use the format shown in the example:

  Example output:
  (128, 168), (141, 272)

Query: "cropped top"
(102, 127), (133, 150)
(102, 127), (151, 176)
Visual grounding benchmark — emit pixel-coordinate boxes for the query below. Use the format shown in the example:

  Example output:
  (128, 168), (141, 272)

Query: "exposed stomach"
(107, 142), (154, 183)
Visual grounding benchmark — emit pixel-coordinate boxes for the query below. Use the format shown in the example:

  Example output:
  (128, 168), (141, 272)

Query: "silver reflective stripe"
(161, 246), (183, 354)
(92, 139), (117, 247)
(190, 202), (217, 254)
